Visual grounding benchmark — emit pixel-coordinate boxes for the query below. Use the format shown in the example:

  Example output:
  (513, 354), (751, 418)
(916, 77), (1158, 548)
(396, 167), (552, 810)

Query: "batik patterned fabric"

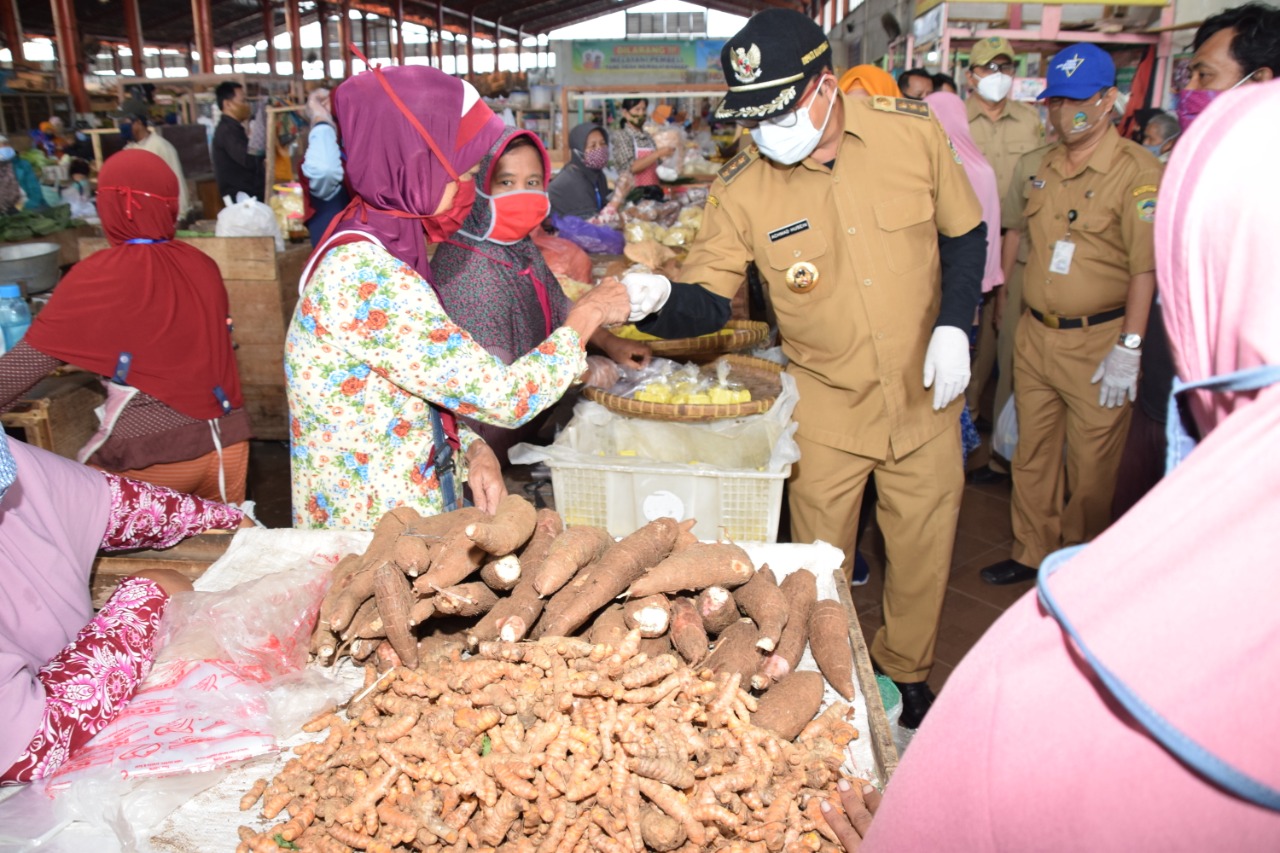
(100, 472), (245, 549)
(286, 241), (585, 529)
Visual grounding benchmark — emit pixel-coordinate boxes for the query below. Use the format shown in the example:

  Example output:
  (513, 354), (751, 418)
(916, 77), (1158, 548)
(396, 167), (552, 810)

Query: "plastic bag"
(215, 191), (285, 251)
(549, 212), (625, 255)
(993, 395), (1018, 461)
(47, 566), (341, 786)
(532, 226), (592, 282)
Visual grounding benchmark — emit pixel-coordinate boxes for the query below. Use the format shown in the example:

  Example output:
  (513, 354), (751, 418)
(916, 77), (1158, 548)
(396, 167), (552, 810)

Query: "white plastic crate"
(547, 457), (790, 543)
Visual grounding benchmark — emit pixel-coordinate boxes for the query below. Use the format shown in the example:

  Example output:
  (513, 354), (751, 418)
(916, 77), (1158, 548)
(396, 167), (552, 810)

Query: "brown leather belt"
(1028, 306), (1126, 330)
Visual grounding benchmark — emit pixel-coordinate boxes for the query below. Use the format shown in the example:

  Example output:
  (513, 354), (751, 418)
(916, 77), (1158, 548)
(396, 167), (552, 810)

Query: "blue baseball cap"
(1037, 44), (1116, 100)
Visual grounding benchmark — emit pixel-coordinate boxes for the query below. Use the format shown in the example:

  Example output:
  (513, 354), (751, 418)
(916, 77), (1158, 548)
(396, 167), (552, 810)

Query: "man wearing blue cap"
(982, 43), (1162, 586)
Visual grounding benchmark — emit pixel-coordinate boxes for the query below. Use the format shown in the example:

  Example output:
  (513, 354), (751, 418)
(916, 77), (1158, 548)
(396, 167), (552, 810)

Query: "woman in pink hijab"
(925, 92), (1003, 294)
(826, 81), (1280, 850)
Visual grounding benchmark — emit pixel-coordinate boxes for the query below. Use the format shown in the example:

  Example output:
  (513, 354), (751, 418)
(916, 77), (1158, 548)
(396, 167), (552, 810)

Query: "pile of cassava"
(234, 498), (864, 852)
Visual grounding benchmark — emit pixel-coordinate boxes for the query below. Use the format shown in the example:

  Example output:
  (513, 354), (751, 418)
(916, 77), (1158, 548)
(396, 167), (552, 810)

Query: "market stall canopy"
(17, 0), (805, 50)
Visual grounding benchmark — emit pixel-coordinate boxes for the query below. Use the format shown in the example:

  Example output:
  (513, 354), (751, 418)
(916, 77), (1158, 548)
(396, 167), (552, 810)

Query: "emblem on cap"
(785, 261), (819, 293)
(731, 44), (763, 84)
(1057, 53), (1086, 77)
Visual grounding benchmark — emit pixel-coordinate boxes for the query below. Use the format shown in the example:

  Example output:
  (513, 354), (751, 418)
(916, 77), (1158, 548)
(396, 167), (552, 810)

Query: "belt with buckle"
(1028, 306), (1126, 330)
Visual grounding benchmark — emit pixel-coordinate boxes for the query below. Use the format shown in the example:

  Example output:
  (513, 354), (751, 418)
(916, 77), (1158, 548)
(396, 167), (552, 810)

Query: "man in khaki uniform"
(965, 36), (1044, 455)
(993, 143), (1052, 449)
(982, 44), (1162, 586)
(621, 9), (987, 728)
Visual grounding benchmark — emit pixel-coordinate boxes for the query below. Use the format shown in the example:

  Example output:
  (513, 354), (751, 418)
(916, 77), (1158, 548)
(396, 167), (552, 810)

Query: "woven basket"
(583, 353), (783, 422)
(641, 319), (770, 363)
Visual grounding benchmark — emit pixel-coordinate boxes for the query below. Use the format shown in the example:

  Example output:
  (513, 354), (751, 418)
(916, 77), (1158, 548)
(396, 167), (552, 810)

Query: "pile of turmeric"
(235, 629), (862, 852)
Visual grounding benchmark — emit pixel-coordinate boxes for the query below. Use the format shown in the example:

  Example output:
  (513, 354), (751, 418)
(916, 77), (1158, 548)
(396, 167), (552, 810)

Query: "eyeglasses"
(974, 61), (1016, 75)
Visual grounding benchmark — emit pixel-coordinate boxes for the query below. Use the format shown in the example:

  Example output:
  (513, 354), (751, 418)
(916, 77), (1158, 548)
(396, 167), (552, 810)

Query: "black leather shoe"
(966, 466), (1010, 485)
(895, 680), (936, 730)
(980, 558), (1038, 585)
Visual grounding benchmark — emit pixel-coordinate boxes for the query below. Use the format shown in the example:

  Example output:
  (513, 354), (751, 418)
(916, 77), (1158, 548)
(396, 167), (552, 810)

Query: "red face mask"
(463, 189), (551, 244)
(422, 178), (477, 242)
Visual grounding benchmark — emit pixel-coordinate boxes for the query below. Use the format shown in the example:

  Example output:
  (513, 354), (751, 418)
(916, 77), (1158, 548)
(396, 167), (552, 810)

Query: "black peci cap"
(715, 9), (832, 122)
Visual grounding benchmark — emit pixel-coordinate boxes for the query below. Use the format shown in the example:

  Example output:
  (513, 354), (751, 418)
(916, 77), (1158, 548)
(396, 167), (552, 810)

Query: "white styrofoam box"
(548, 457), (789, 543)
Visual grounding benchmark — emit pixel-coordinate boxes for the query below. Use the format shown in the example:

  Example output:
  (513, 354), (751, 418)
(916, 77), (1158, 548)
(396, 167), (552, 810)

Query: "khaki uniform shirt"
(681, 94), (982, 460)
(1007, 129), (1162, 318)
(1002, 143), (1054, 266)
(968, 97), (1044, 200)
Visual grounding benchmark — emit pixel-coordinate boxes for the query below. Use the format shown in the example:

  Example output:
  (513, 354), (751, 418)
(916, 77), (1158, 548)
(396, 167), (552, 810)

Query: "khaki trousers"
(965, 294), (998, 416)
(993, 261), (1025, 450)
(789, 423), (963, 683)
(1011, 315), (1132, 567)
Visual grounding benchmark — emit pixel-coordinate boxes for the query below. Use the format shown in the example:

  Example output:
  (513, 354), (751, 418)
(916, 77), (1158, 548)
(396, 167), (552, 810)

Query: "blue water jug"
(0, 283), (32, 351)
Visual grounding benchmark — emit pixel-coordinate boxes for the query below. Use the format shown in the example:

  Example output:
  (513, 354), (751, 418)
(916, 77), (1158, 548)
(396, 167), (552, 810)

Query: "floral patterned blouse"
(286, 240), (586, 530)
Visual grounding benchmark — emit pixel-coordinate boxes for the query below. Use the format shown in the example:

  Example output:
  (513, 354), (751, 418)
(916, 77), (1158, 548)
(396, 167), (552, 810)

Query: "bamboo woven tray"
(633, 319), (770, 363)
(583, 353), (783, 422)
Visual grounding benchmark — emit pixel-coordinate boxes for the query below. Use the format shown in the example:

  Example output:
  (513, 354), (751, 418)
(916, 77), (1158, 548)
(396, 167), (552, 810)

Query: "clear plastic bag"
(215, 191), (285, 251)
(993, 395), (1018, 461)
(549, 212), (625, 255)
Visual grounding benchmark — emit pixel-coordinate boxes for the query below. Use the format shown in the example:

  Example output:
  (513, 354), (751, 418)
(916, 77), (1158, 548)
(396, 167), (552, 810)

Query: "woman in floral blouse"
(287, 65), (628, 530)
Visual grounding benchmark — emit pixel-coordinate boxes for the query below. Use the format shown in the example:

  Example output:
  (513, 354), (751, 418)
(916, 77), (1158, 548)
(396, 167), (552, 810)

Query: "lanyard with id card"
(1050, 209), (1079, 275)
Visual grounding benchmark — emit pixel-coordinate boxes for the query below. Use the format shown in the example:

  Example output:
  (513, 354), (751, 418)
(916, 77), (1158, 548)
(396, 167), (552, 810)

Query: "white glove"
(307, 88), (333, 127)
(1091, 345), (1141, 408)
(922, 325), (972, 411)
(621, 272), (672, 322)
(581, 355), (621, 390)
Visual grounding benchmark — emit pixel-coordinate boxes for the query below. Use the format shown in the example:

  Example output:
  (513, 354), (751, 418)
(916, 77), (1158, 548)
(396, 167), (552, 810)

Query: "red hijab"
(24, 149), (242, 420)
(321, 65), (504, 284)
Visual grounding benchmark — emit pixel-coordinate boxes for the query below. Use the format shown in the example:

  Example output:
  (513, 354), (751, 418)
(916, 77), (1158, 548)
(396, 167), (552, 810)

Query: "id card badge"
(1049, 239), (1075, 275)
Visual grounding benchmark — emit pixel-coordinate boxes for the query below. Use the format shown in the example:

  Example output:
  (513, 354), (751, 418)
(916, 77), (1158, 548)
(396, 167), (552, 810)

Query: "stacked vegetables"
(274, 500), (863, 851)
(1, 203), (83, 242)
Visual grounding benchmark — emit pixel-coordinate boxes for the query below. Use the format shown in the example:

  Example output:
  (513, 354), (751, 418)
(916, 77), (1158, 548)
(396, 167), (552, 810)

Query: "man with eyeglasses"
(981, 44), (1161, 587)
(965, 36), (1045, 473)
(620, 8), (987, 729)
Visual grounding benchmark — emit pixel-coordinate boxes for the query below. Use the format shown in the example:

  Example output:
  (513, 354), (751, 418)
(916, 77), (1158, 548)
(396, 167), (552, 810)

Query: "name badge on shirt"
(1050, 239), (1075, 275)
(768, 219), (810, 242)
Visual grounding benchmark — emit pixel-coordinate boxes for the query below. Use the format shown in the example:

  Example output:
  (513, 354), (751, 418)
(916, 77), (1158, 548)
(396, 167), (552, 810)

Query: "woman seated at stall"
(608, 99), (673, 194)
(548, 122), (611, 221)
(288, 65), (629, 530)
(0, 149), (252, 504)
(0, 435), (248, 784)
(432, 128), (651, 466)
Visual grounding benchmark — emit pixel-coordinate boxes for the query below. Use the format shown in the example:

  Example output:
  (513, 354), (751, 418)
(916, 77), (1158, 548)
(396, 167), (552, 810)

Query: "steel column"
(122, 0), (146, 75)
(2, 0), (24, 66)
(392, 0), (404, 64)
(191, 0), (215, 74)
(316, 0), (330, 76)
(285, 0), (303, 76)
(262, 0), (277, 75)
(338, 0), (352, 76)
(50, 0), (90, 113)
(435, 0), (444, 69)
(466, 12), (475, 77)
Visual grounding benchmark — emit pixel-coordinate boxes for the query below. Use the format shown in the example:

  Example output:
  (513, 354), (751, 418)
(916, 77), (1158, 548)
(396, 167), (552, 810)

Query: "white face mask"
(0, 147), (14, 162)
(976, 72), (1014, 103)
(750, 77), (836, 166)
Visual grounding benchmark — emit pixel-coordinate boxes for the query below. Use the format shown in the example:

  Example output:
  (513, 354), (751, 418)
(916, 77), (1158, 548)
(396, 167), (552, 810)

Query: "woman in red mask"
(431, 128), (651, 467)
(288, 68), (629, 529)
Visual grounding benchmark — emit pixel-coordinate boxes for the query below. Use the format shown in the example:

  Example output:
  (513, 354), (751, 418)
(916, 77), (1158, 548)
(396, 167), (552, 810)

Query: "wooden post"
(49, 0), (90, 113)
(285, 0), (303, 78)
(337, 0), (352, 77)
(191, 0), (216, 74)
(392, 0), (405, 65)
(262, 0), (277, 75)
(516, 27), (523, 72)
(360, 10), (371, 59)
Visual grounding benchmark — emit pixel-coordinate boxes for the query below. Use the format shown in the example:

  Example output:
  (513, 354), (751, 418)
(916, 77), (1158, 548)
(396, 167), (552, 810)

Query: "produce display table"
(79, 236), (311, 441)
(0, 531), (895, 850)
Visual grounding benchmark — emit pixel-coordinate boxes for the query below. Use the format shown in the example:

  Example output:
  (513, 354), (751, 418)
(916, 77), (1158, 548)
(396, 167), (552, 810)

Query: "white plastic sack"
(993, 394), (1018, 461)
(215, 192), (284, 251)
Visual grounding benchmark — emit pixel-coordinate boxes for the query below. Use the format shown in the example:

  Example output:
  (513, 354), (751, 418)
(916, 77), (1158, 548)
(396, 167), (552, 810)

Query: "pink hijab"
(926, 92), (1003, 292)
(863, 82), (1280, 849)
(319, 65), (504, 284)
